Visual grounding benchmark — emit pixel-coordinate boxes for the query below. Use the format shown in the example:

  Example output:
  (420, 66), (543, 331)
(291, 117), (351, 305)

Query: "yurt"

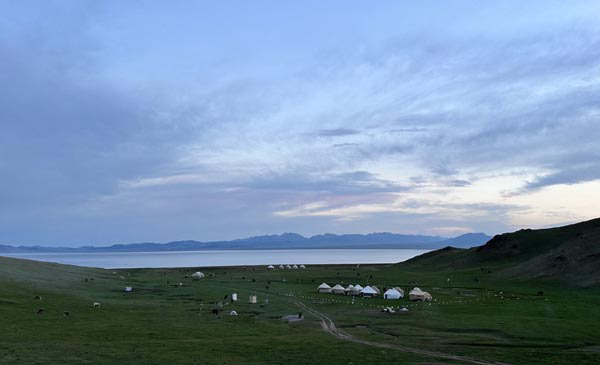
(299, 264), (306, 269)
(383, 288), (402, 300)
(267, 265), (275, 270)
(394, 287), (405, 298)
(292, 264), (298, 269)
(191, 272), (205, 280)
(354, 284), (364, 291)
(345, 285), (361, 296)
(409, 287), (432, 301)
(124, 286), (133, 292)
(286, 264), (292, 269)
(279, 264), (285, 269)
(371, 285), (381, 294)
(317, 283), (332, 293)
(361, 286), (378, 298)
(331, 284), (345, 295)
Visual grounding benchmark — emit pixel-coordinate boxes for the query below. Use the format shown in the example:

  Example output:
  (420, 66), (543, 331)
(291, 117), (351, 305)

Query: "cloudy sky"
(2, 1), (600, 246)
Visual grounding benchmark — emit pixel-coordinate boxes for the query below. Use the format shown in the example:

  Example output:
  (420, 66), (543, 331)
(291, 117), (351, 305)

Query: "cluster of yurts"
(267, 264), (306, 270)
(317, 283), (432, 301)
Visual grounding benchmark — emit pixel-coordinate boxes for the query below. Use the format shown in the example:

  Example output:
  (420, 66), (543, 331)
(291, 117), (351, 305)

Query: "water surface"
(3, 249), (430, 269)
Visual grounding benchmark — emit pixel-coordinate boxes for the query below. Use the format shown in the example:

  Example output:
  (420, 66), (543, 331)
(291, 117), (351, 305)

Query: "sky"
(1, 1), (600, 246)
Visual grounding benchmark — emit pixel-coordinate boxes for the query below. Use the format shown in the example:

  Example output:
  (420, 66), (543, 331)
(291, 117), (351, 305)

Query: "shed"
(317, 283), (332, 293)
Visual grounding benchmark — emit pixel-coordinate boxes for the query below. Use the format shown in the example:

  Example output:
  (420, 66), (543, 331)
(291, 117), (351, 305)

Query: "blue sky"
(2, 1), (600, 246)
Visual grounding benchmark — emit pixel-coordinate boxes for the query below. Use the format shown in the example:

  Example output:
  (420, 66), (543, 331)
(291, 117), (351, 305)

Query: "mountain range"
(0, 232), (492, 253)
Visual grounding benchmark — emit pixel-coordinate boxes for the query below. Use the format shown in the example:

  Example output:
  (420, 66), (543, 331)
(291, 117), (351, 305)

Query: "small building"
(232, 293), (238, 301)
(249, 295), (258, 304)
(354, 284), (364, 291)
(409, 287), (432, 302)
(317, 283), (332, 293)
(383, 288), (402, 300)
(191, 272), (205, 280)
(361, 286), (378, 298)
(267, 265), (275, 270)
(331, 284), (345, 295)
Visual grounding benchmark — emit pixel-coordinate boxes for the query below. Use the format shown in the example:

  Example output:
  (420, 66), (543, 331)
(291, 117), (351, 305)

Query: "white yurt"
(371, 285), (381, 294)
(191, 272), (205, 280)
(384, 288), (402, 300)
(317, 283), (332, 293)
(354, 284), (364, 291)
(299, 264), (306, 269)
(267, 265), (275, 270)
(279, 264), (285, 269)
(409, 287), (432, 301)
(345, 285), (361, 296)
(394, 287), (405, 297)
(292, 264), (298, 269)
(361, 286), (378, 297)
(285, 264), (292, 269)
(331, 284), (345, 295)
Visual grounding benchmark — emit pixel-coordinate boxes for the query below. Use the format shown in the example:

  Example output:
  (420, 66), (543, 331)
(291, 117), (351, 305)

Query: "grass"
(1, 256), (599, 364)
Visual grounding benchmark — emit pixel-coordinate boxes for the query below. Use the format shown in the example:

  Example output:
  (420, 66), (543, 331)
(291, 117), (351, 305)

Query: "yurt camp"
(317, 283), (332, 293)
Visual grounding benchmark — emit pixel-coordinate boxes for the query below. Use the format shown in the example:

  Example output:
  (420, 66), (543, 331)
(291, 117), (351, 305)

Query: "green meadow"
(1, 256), (599, 364)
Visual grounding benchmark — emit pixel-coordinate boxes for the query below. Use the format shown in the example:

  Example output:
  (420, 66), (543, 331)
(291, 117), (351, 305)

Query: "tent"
(317, 283), (332, 293)
(361, 286), (378, 298)
(331, 284), (345, 295)
(299, 264), (306, 269)
(409, 287), (432, 302)
(267, 265), (275, 270)
(229, 310), (238, 316)
(191, 272), (205, 280)
(383, 288), (402, 300)
(292, 264), (298, 269)
(345, 285), (361, 296)
(394, 287), (405, 297)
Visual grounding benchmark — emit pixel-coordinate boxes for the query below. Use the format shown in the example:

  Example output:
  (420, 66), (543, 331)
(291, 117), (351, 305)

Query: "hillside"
(403, 218), (600, 286)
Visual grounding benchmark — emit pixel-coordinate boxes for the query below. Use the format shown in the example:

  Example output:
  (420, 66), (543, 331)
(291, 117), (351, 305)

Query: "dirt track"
(295, 300), (510, 365)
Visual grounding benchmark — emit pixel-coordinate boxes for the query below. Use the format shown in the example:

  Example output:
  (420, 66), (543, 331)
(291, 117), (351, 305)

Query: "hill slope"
(403, 218), (600, 286)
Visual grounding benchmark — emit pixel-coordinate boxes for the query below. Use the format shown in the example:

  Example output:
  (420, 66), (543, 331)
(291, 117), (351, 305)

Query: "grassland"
(1, 256), (599, 364)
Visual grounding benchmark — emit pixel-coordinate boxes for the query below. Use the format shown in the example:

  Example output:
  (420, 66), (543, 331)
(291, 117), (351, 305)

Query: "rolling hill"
(403, 218), (600, 286)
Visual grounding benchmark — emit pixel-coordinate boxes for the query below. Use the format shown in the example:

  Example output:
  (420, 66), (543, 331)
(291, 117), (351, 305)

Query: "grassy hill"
(403, 218), (600, 287)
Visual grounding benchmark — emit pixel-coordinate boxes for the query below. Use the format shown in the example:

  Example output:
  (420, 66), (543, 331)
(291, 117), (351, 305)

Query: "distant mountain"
(0, 232), (491, 253)
(403, 218), (600, 287)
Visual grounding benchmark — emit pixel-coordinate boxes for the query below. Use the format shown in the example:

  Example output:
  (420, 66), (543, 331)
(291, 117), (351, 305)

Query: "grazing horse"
(37, 308), (44, 314)
(63, 311), (70, 316)
(34, 295), (42, 301)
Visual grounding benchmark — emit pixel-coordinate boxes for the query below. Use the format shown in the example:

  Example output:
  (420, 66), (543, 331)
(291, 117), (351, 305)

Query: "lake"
(3, 249), (430, 269)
